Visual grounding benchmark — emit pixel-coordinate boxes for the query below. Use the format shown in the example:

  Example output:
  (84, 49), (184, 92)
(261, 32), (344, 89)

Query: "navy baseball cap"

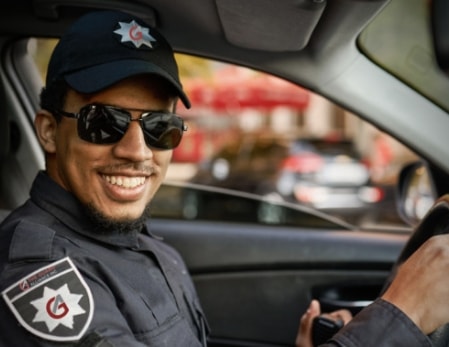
(46, 10), (190, 108)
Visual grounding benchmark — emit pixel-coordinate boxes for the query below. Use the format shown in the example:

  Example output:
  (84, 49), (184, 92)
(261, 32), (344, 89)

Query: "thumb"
(296, 300), (321, 347)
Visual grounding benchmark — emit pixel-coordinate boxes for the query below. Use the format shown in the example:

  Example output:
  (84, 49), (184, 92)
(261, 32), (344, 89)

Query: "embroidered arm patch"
(2, 257), (94, 342)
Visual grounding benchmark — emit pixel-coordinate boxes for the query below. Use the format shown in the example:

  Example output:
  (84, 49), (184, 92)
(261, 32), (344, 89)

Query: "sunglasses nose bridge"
(128, 117), (145, 135)
(126, 117), (145, 134)
(129, 114), (144, 121)
(113, 118), (153, 159)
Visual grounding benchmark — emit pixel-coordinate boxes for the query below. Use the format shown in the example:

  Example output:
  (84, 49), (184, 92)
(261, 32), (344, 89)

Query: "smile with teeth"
(103, 175), (146, 188)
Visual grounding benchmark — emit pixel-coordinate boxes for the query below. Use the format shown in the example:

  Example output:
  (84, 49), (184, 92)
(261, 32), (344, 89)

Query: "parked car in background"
(278, 138), (399, 225)
(188, 133), (402, 226)
(189, 134), (289, 196)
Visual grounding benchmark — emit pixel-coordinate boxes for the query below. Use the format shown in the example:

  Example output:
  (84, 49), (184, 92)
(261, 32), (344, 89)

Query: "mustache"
(98, 162), (157, 175)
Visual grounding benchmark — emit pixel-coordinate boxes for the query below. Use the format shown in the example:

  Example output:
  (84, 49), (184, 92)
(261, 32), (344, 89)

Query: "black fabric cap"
(46, 10), (190, 108)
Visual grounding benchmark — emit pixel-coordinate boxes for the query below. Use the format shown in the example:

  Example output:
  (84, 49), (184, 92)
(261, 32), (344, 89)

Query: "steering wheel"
(381, 194), (449, 346)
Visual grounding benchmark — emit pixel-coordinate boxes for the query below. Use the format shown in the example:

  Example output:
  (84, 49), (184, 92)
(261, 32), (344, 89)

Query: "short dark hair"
(39, 79), (69, 122)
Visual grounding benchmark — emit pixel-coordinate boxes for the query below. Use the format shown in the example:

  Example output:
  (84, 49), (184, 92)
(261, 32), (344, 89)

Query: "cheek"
(158, 151), (174, 184)
(158, 151), (173, 176)
(61, 144), (98, 173)
(53, 131), (106, 193)
(147, 151), (172, 194)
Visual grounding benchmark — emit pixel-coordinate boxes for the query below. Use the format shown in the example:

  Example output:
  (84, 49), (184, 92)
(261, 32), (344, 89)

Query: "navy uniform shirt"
(324, 299), (431, 347)
(0, 171), (208, 346)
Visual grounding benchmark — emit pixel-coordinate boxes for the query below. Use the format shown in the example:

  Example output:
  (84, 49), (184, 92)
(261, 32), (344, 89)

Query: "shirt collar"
(30, 171), (142, 248)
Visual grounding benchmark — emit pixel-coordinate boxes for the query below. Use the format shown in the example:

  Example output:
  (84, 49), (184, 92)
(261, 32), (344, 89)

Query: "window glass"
(32, 40), (419, 230)
(359, 0), (449, 112)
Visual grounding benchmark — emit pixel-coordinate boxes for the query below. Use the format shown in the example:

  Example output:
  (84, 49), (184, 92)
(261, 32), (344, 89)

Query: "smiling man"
(2, 7), (449, 347)
(0, 10), (208, 346)
(40, 75), (176, 230)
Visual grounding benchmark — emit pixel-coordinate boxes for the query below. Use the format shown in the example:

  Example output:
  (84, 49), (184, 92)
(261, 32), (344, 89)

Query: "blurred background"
(32, 41), (419, 228)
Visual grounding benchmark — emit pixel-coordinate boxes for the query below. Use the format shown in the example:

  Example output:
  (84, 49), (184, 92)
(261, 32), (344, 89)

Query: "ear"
(34, 110), (57, 153)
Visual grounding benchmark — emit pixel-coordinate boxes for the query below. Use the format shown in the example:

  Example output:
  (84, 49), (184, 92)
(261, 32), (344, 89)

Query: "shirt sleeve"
(0, 258), (148, 347)
(0, 219), (204, 347)
(322, 298), (431, 347)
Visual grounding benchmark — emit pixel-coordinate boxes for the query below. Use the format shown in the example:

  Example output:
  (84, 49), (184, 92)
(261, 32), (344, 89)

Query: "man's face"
(42, 75), (176, 223)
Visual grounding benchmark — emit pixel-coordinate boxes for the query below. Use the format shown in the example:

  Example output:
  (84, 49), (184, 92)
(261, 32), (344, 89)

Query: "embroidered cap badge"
(114, 20), (157, 48)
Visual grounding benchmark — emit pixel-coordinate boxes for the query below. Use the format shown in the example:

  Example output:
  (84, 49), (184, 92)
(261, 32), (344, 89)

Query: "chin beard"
(83, 203), (152, 234)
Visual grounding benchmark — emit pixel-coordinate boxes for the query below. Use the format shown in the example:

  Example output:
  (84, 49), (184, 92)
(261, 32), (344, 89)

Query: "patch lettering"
(2, 257), (94, 342)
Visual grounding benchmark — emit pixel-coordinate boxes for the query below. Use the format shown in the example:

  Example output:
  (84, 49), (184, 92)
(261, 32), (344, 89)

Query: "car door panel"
(151, 219), (407, 346)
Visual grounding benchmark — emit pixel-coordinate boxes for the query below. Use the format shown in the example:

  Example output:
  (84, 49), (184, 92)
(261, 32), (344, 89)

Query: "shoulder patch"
(2, 257), (94, 342)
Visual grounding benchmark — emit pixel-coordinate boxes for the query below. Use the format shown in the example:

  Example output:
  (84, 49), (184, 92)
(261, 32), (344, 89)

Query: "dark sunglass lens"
(141, 113), (184, 149)
(78, 105), (130, 144)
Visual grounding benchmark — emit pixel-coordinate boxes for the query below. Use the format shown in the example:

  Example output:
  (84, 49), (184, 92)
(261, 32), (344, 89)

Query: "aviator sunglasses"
(55, 104), (187, 150)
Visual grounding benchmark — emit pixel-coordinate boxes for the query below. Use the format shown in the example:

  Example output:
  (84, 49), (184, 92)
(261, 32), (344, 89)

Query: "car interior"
(1, 0), (449, 346)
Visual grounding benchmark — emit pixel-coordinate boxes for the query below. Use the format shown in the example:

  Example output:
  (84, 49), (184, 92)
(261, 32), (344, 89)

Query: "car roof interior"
(0, 0), (388, 87)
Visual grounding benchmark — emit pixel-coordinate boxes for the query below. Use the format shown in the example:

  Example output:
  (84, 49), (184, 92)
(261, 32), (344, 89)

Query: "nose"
(111, 120), (153, 161)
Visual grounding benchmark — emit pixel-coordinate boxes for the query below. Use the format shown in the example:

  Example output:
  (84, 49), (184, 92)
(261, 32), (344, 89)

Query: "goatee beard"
(83, 203), (152, 234)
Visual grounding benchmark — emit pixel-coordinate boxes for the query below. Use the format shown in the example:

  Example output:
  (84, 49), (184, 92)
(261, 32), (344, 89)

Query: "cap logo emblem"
(114, 20), (156, 48)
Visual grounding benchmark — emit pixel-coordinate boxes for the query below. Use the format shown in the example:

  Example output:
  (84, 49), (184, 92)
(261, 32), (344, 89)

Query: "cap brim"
(64, 59), (191, 109)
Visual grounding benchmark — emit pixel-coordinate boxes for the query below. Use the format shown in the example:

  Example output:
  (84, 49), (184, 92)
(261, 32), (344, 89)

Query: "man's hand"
(295, 300), (352, 347)
(296, 300), (320, 347)
(382, 234), (449, 334)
